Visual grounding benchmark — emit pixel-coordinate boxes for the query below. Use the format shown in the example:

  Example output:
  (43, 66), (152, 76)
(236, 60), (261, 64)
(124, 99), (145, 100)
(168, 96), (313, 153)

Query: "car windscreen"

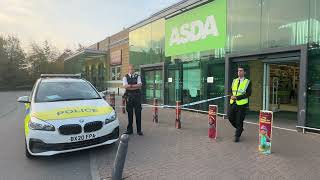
(35, 81), (101, 102)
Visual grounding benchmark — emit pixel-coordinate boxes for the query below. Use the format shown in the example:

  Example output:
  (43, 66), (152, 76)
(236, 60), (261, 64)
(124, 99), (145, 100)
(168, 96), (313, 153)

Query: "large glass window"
(166, 57), (225, 112)
(228, 0), (261, 53)
(110, 66), (121, 81)
(202, 59), (225, 113)
(228, 0), (318, 52)
(143, 70), (163, 104)
(310, 0), (320, 44)
(261, 0), (310, 48)
(129, 19), (165, 67)
(35, 81), (100, 102)
(166, 64), (182, 105)
(307, 48), (320, 128)
(183, 61), (201, 105)
(150, 19), (165, 64)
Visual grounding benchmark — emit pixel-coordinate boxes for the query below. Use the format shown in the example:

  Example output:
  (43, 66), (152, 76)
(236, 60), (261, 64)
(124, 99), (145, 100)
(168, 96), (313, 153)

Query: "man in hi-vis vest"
(229, 66), (252, 142)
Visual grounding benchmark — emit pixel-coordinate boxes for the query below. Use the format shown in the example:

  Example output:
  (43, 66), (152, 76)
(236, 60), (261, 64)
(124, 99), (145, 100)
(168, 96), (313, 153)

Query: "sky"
(0, 0), (181, 52)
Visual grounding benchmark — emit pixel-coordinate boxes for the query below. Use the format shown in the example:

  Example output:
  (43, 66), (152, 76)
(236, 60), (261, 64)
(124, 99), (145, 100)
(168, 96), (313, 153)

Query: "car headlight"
(105, 111), (117, 124)
(29, 117), (55, 131)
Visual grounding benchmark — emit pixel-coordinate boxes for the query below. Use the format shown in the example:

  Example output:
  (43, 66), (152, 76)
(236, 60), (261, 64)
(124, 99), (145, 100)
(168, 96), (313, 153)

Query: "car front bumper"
(26, 122), (119, 156)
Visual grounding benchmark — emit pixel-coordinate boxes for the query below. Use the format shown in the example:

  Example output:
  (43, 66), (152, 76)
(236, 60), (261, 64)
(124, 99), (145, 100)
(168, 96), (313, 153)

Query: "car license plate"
(70, 133), (96, 142)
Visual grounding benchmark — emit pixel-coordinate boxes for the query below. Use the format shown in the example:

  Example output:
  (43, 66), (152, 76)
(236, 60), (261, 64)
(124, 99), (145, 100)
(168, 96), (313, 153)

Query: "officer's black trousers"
(228, 103), (247, 137)
(126, 95), (142, 133)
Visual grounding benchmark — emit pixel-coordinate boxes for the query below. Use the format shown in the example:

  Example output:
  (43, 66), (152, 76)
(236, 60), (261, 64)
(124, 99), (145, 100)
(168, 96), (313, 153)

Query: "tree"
(0, 34), (82, 90)
(26, 41), (65, 77)
(76, 43), (86, 52)
(0, 36), (8, 87)
(27, 42), (46, 78)
(0, 35), (28, 89)
(43, 40), (60, 62)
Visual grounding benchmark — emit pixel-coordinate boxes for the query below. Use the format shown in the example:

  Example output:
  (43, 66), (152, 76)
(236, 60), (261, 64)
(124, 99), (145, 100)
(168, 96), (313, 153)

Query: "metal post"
(112, 134), (130, 180)
(153, 98), (158, 123)
(122, 96), (126, 114)
(175, 101), (181, 129)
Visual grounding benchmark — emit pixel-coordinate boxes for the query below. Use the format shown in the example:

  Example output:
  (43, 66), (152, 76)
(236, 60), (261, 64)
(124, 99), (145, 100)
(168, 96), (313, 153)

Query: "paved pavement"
(0, 91), (92, 180)
(1, 92), (320, 180)
(93, 96), (320, 180)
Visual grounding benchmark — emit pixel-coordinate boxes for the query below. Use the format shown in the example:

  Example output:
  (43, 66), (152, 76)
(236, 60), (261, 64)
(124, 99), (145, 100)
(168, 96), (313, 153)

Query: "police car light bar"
(40, 74), (81, 78)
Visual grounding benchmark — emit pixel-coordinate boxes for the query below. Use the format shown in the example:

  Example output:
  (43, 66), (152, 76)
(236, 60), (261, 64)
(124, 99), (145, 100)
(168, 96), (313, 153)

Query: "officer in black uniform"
(123, 65), (143, 136)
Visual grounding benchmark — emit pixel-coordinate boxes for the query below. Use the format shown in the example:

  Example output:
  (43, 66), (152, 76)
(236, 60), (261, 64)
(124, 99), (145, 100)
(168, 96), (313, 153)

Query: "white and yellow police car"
(17, 74), (119, 158)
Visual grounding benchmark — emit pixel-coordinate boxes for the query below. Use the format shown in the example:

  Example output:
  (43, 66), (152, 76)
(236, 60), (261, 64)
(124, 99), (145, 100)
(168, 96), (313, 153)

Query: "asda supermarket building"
(65, 0), (320, 131)
(128, 0), (320, 131)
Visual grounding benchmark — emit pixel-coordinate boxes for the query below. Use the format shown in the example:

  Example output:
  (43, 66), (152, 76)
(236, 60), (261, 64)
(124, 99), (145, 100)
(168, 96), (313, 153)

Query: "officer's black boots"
(137, 131), (143, 136)
(124, 131), (133, 135)
(234, 136), (240, 143)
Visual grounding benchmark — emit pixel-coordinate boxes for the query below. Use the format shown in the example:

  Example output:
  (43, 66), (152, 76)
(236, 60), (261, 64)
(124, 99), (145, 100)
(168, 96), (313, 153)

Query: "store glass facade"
(125, 0), (320, 128)
(228, 0), (320, 53)
(227, 0), (320, 128)
(165, 49), (225, 113)
(64, 52), (107, 91)
(129, 18), (166, 68)
(129, 18), (168, 103)
(307, 48), (320, 128)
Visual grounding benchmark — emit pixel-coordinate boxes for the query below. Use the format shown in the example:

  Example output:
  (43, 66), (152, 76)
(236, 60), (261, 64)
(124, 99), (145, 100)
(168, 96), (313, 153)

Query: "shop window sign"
(165, 0), (226, 57)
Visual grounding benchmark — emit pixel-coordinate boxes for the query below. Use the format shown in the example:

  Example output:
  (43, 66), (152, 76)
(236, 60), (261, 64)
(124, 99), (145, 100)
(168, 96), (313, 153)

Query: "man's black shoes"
(234, 136), (240, 143)
(124, 131), (133, 135)
(137, 132), (143, 136)
(124, 131), (143, 136)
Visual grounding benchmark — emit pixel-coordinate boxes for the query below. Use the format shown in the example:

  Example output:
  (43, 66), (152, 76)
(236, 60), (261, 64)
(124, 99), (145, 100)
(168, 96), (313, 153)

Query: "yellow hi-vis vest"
(230, 78), (250, 105)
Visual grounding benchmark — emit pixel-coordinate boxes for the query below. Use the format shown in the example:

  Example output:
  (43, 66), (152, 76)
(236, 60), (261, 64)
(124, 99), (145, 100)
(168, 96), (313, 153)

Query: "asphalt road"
(0, 91), (95, 180)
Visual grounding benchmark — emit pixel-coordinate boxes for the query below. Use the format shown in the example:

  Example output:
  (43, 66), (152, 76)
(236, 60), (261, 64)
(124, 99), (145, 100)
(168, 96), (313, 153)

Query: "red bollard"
(109, 92), (115, 109)
(153, 98), (158, 123)
(175, 101), (181, 129)
(122, 96), (126, 114)
(208, 105), (218, 139)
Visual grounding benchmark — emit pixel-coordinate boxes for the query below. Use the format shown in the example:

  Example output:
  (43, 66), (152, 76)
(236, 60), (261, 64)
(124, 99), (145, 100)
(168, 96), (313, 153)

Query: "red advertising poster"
(259, 110), (273, 154)
(208, 105), (218, 139)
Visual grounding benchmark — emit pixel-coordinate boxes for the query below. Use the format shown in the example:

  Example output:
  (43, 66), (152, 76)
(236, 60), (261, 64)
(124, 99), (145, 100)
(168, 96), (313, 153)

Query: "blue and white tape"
(140, 95), (229, 109)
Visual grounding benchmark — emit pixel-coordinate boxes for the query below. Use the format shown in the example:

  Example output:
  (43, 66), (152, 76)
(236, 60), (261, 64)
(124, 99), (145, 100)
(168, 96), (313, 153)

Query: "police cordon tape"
(112, 95), (230, 109)
(107, 94), (305, 155)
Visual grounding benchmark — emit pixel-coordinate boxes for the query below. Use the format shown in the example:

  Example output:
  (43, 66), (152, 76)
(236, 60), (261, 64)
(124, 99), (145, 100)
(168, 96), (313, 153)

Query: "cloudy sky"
(0, 0), (180, 51)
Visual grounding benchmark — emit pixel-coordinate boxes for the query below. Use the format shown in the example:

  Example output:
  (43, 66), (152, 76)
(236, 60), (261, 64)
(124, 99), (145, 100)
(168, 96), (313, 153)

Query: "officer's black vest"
(125, 74), (140, 94)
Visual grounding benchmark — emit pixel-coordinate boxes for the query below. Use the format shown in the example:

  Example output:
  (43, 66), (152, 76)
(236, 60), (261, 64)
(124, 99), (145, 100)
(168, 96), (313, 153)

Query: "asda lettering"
(169, 15), (219, 46)
(57, 108), (97, 116)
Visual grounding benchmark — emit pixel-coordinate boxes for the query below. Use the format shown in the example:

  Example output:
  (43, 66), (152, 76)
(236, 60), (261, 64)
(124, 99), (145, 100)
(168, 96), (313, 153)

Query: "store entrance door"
(226, 46), (308, 130)
(143, 69), (163, 104)
(263, 61), (300, 129)
(166, 63), (182, 106)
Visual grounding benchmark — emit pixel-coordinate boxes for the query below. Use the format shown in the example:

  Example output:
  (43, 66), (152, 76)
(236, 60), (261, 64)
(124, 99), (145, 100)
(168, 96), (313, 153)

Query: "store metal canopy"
(64, 49), (107, 63)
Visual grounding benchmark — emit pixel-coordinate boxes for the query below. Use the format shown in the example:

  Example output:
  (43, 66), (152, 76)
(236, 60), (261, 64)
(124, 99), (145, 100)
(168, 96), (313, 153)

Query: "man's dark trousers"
(126, 94), (142, 133)
(228, 103), (247, 137)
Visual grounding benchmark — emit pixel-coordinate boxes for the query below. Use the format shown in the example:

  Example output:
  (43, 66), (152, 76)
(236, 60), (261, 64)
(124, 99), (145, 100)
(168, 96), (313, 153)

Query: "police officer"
(123, 65), (143, 136)
(229, 66), (252, 142)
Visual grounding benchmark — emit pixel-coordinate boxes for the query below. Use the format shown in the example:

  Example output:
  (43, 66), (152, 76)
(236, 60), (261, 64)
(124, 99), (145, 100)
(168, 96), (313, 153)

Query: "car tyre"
(25, 141), (34, 159)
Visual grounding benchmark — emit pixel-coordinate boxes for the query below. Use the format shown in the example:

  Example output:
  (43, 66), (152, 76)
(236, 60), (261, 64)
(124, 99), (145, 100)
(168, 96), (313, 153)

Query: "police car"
(17, 74), (119, 158)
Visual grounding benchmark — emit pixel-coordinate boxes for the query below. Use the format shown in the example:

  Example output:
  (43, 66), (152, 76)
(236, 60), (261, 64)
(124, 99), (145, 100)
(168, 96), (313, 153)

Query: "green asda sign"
(165, 0), (226, 57)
